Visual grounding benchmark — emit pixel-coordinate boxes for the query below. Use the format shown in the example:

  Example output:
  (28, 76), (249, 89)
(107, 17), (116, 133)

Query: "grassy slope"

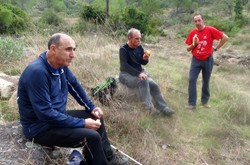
(69, 32), (250, 164)
(0, 29), (250, 164)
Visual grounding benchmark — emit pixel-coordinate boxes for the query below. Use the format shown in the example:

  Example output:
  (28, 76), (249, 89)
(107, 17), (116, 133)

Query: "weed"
(0, 32), (250, 164)
(0, 36), (25, 64)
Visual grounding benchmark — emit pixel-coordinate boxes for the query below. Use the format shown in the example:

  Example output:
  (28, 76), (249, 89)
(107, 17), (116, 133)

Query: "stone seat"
(0, 121), (76, 165)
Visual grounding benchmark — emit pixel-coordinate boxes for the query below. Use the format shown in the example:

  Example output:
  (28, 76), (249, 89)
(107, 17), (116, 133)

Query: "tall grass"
(1, 32), (250, 164)
(0, 36), (25, 64)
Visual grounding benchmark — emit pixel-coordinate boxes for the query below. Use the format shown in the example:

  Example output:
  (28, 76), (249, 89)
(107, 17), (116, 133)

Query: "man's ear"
(50, 44), (57, 52)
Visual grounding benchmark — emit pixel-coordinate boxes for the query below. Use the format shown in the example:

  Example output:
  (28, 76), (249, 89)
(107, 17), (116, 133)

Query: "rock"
(0, 78), (15, 99)
(113, 79), (139, 103)
(0, 72), (19, 100)
(218, 53), (250, 69)
(8, 90), (18, 109)
(228, 58), (241, 64)
(0, 121), (74, 165)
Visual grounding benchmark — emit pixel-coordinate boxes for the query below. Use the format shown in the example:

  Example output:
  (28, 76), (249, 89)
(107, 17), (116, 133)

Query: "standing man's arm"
(214, 33), (229, 51)
(187, 44), (196, 52)
(186, 33), (199, 52)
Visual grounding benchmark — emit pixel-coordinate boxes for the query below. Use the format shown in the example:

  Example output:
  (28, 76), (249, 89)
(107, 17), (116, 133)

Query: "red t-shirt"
(185, 26), (223, 61)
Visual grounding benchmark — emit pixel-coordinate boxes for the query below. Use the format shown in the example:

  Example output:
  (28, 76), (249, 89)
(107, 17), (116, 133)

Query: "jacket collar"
(40, 52), (64, 76)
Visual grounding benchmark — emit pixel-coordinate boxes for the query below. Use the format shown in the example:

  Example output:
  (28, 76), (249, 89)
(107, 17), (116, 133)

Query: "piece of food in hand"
(192, 34), (199, 46)
(95, 111), (99, 116)
(96, 119), (101, 124)
(145, 50), (151, 56)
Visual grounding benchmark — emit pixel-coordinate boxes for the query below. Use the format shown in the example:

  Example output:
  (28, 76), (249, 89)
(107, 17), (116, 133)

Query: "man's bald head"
(127, 28), (141, 39)
(47, 33), (73, 50)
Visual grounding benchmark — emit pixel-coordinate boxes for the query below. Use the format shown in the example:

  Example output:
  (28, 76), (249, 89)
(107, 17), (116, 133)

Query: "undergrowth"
(0, 33), (250, 164)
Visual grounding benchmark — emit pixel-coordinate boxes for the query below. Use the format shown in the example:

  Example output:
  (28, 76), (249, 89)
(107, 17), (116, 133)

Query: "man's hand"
(187, 34), (199, 52)
(143, 51), (150, 61)
(138, 72), (148, 80)
(192, 34), (199, 46)
(85, 118), (101, 130)
(92, 107), (103, 119)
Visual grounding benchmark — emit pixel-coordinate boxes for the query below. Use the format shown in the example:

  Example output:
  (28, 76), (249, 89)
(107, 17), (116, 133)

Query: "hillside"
(0, 31), (249, 164)
(0, 0), (250, 164)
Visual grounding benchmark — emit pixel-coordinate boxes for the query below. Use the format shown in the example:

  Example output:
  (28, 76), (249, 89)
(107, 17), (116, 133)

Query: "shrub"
(0, 36), (25, 64)
(52, 0), (66, 12)
(0, 4), (29, 34)
(204, 15), (240, 36)
(147, 13), (165, 35)
(41, 9), (63, 26)
(0, 6), (13, 28)
(72, 20), (87, 35)
(79, 5), (106, 24)
(121, 6), (150, 35)
(107, 12), (125, 32)
(178, 24), (194, 38)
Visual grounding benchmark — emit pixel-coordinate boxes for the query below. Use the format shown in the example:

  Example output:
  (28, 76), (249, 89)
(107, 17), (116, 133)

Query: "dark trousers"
(188, 55), (214, 106)
(33, 110), (113, 165)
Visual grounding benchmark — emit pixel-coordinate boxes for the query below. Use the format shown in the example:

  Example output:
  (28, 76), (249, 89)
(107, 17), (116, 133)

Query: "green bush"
(79, 5), (106, 24)
(121, 6), (150, 35)
(52, 0), (66, 12)
(204, 15), (240, 37)
(41, 9), (63, 26)
(178, 24), (194, 38)
(147, 14), (164, 35)
(0, 6), (13, 27)
(0, 36), (25, 64)
(107, 12), (125, 32)
(78, 4), (163, 36)
(72, 20), (87, 35)
(0, 4), (29, 34)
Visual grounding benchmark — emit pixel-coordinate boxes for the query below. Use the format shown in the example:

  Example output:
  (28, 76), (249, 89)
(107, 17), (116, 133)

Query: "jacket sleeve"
(65, 68), (96, 113)
(25, 68), (85, 128)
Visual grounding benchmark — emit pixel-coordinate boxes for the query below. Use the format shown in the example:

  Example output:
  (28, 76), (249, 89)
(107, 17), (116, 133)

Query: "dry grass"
(1, 32), (250, 165)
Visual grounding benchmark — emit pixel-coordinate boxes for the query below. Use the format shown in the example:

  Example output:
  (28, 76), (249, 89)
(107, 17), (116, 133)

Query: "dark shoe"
(67, 149), (85, 165)
(109, 154), (128, 165)
(161, 107), (175, 116)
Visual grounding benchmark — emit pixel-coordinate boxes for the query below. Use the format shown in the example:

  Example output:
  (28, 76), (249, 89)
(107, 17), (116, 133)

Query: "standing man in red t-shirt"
(185, 14), (229, 110)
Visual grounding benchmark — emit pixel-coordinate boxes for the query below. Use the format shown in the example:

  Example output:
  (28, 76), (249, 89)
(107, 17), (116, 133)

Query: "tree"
(234, 0), (244, 26)
(106, 0), (109, 18)
(122, 6), (150, 35)
(0, 3), (29, 34)
(234, 0), (243, 20)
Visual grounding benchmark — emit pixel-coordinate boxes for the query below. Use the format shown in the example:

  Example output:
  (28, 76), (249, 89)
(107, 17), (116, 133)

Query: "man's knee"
(87, 130), (101, 142)
(189, 76), (197, 84)
(137, 79), (148, 87)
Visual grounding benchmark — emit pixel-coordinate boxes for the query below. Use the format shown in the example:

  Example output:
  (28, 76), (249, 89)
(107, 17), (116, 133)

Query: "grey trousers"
(119, 72), (168, 111)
